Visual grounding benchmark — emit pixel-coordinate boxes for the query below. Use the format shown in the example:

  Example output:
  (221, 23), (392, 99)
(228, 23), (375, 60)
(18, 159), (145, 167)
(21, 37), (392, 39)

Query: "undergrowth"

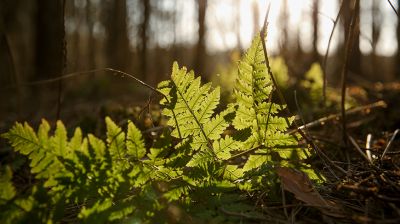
(0, 35), (320, 223)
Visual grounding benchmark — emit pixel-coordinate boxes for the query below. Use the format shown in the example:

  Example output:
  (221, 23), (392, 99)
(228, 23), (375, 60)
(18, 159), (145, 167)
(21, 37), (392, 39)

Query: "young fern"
(158, 62), (236, 167)
(232, 35), (303, 172)
(1, 34), (318, 223)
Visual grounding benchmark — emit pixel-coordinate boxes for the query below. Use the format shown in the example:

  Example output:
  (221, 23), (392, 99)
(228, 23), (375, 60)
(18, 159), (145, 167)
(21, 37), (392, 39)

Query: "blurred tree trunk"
(235, 0), (242, 51)
(312, 0), (319, 62)
(0, 1), (15, 85)
(280, 0), (289, 59)
(371, 0), (381, 76)
(172, 0), (178, 60)
(252, 0), (259, 37)
(105, 0), (130, 72)
(342, 0), (360, 75)
(396, 0), (400, 77)
(139, 0), (150, 81)
(86, 0), (95, 70)
(35, 0), (65, 79)
(194, 0), (207, 76)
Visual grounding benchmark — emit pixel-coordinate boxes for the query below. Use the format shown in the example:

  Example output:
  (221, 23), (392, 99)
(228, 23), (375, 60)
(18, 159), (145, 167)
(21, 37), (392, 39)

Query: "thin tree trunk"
(312, 0), (319, 62)
(105, 0), (130, 72)
(371, 0), (381, 76)
(235, 0), (242, 51)
(342, 0), (360, 75)
(35, 0), (65, 79)
(86, 0), (95, 70)
(139, 0), (150, 82)
(252, 0), (259, 37)
(396, 0), (400, 77)
(194, 0), (207, 76)
(280, 0), (289, 59)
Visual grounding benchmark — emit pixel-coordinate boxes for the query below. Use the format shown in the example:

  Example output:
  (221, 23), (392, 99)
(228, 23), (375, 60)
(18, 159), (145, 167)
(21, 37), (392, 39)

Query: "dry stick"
(381, 129), (400, 160)
(365, 134), (373, 162)
(340, 0), (360, 146)
(294, 90), (340, 179)
(288, 100), (387, 135)
(348, 135), (372, 164)
(322, 0), (345, 103)
(260, 7), (347, 175)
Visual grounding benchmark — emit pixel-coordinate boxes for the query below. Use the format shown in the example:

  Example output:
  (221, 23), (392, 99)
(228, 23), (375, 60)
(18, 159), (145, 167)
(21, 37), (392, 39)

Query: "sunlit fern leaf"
(88, 134), (106, 160)
(186, 151), (214, 167)
(0, 166), (16, 203)
(213, 136), (241, 160)
(158, 62), (225, 154)
(2, 120), (61, 181)
(68, 127), (83, 152)
(105, 117), (126, 160)
(126, 120), (146, 160)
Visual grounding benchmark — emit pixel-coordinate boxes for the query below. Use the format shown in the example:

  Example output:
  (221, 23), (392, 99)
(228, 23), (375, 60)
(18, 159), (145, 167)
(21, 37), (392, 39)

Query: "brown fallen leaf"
(276, 167), (344, 217)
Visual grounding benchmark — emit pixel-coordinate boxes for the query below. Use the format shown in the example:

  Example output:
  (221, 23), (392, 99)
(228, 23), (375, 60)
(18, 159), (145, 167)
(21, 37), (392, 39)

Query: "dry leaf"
(276, 167), (344, 217)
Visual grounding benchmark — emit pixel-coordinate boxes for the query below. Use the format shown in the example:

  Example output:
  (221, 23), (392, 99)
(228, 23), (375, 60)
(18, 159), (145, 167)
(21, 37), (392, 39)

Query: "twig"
(348, 135), (372, 164)
(340, 0), (360, 146)
(381, 129), (400, 160)
(288, 100), (386, 134)
(323, 0), (344, 103)
(365, 134), (372, 162)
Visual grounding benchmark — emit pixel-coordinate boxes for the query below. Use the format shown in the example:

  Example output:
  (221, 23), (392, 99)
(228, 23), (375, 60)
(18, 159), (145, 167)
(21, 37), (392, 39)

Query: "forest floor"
(1, 76), (400, 223)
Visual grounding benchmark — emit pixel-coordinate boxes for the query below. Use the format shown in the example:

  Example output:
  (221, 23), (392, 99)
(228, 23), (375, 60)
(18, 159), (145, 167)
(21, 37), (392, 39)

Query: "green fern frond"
(232, 34), (304, 174)
(105, 117), (126, 160)
(126, 120), (146, 160)
(158, 62), (232, 162)
(0, 166), (16, 203)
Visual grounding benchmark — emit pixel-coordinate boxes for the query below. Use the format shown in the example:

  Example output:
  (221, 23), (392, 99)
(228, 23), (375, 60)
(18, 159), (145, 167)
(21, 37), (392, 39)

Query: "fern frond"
(1, 120), (62, 181)
(158, 62), (228, 156)
(232, 34), (304, 174)
(126, 121), (146, 160)
(0, 166), (16, 203)
(105, 117), (126, 160)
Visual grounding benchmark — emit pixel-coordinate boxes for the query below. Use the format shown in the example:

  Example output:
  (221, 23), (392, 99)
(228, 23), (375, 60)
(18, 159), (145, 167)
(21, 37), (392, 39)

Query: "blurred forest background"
(0, 0), (399, 129)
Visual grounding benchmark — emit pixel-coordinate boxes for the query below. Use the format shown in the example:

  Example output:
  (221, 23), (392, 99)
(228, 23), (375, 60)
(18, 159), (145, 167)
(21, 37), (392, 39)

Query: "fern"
(1, 34), (319, 223)
(232, 35), (303, 173)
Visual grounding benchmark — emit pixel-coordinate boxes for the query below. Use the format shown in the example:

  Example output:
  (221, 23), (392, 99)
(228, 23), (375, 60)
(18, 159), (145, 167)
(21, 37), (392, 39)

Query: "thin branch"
(323, 0), (344, 103)
(348, 135), (372, 164)
(381, 129), (400, 160)
(288, 100), (387, 134)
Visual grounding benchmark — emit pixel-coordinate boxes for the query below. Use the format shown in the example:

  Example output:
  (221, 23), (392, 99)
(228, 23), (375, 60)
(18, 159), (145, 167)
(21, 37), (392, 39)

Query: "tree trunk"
(139, 0), (150, 81)
(86, 0), (95, 70)
(342, 0), (360, 76)
(312, 0), (319, 62)
(35, 0), (65, 79)
(371, 0), (381, 76)
(235, 0), (242, 51)
(280, 0), (289, 59)
(252, 0), (259, 37)
(105, 0), (130, 72)
(396, 0), (400, 77)
(194, 0), (207, 77)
